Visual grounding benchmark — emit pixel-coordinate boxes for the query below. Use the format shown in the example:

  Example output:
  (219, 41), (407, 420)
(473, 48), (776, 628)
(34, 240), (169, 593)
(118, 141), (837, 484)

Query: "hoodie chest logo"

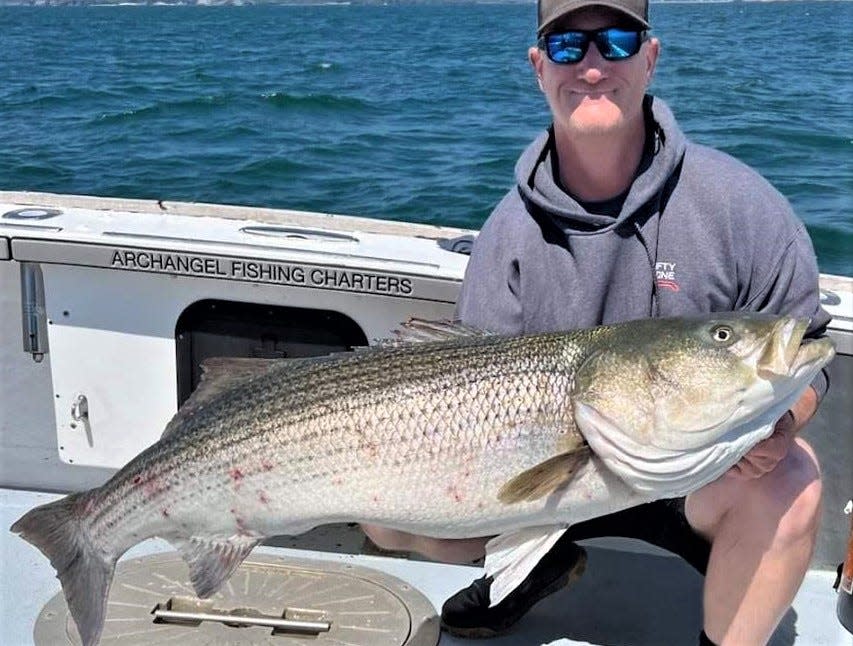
(655, 261), (680, 292)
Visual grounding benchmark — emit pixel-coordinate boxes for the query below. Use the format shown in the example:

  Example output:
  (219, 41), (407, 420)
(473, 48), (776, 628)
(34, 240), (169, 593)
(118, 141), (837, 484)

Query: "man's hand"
(727, 386), (819, 481)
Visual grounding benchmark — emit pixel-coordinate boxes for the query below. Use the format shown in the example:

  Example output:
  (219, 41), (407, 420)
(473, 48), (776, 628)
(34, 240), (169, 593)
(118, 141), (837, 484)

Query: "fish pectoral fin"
(483, 525), (569, 607)
(170, 534), (263, 598)
(498, 448), (591, 504)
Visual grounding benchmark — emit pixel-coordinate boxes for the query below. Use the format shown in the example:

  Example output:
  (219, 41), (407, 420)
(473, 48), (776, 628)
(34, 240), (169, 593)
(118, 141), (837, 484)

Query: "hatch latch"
(152, 596), (331, 636)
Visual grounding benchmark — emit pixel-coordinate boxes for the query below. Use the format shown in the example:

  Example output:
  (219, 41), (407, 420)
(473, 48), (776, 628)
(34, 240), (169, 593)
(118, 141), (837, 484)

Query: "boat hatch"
(23, 252), (456, 470)
(2, 200), (462, 471)
(175, 300), (368, 407)
(34, 553), (439, 646)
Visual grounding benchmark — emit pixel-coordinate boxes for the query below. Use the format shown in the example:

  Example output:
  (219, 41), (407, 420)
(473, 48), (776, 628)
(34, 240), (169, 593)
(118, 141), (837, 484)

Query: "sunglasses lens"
(598, 28), (643, 60)
(546, 32), (587, 64)
(543, 28), (645, 64)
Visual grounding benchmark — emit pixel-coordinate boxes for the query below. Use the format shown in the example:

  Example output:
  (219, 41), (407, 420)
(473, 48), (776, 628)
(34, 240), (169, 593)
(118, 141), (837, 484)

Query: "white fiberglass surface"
(3, 488), (848, 646)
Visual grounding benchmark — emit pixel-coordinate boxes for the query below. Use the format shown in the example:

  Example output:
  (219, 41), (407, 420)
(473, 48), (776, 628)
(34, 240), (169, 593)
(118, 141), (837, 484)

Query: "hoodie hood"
(516, 96), (687, 233)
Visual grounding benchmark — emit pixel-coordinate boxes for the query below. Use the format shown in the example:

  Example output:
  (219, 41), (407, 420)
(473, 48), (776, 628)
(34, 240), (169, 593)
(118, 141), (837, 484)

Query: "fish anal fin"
(170, 534), (263, 598)
(498, 447), (591, 504)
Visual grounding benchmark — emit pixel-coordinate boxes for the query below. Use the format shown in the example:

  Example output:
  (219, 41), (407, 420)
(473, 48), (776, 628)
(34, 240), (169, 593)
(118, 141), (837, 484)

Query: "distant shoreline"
(1, 0), (850, 7)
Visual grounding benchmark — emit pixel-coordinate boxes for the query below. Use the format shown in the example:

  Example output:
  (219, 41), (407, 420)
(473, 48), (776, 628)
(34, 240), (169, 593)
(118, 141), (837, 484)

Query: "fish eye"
(711, 325), (734, 343)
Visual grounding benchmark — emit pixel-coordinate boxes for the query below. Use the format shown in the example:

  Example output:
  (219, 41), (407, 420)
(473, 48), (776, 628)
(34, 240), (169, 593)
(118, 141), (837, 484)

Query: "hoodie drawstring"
(632, 220), (660, 318)
(631, 157), (684, 318)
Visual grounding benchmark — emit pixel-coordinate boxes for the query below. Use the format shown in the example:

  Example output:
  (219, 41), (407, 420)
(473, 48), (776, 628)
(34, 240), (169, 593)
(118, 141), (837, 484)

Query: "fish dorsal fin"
(484, 525), (570, 607)
(498, 447), (591, 504)
(161, 357), (285, 439)
(169, 534), (263, 598)
(200, 356), (283, 387)
(376, 318), (493, 347)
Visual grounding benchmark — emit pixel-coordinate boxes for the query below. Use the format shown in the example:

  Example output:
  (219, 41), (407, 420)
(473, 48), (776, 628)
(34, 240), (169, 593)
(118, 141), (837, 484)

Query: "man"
(362, 0), (831, 643)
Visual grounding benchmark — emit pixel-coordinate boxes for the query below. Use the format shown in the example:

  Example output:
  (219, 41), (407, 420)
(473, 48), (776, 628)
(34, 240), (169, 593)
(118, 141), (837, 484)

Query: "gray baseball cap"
(538, 0), (650, 35)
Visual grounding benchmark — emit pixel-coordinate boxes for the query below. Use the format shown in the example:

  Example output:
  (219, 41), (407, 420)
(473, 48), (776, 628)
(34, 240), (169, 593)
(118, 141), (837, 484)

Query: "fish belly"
(223, 448), (653, 541)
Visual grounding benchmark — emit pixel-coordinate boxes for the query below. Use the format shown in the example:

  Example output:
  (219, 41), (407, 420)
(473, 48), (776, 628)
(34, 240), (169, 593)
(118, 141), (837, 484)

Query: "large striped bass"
(11, 314), (835, 645)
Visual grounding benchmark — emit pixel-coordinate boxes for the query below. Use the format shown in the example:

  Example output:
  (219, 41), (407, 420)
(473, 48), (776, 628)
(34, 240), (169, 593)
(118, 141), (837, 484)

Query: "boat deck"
(4, 489), (847, 646)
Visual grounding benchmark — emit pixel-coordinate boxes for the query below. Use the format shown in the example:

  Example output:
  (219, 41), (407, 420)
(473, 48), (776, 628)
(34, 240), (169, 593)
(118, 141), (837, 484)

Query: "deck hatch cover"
(35, 552), (439, 645)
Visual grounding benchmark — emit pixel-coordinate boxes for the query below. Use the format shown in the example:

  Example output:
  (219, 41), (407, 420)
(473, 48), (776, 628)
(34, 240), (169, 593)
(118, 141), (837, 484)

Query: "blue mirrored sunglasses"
(538, 28), (649, 64)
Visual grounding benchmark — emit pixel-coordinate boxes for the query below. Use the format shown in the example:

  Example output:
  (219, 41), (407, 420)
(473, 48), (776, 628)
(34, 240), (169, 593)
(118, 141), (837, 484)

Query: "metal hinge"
(20, 262), (48, 362)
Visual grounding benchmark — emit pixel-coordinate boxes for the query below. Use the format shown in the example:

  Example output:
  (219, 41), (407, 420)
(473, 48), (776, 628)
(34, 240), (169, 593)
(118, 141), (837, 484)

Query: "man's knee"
(360, 524), (488, 563)
(765, 438), (822, 548)
(737, 440), (821, 542)
(687, 438), (822, 544)
(361, 524), (422, 552)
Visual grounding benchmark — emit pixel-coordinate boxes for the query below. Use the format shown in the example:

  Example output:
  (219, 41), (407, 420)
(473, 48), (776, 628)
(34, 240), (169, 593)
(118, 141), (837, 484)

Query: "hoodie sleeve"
(739, 212), (832, 400)
(455, 195), (524, 335)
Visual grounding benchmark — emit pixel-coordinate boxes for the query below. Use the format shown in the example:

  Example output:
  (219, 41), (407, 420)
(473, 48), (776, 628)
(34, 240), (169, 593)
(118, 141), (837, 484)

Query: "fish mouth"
(788, 336), (836, 377)
(756, 317), (826, 381)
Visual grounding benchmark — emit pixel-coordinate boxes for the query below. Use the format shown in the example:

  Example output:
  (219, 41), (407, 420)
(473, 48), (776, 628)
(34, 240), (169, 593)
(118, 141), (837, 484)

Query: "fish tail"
(10, 491), (115, 646)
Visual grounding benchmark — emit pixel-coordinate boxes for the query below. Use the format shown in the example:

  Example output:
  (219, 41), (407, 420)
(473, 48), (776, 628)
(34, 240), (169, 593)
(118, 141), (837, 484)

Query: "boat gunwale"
(0, 191), (475, 241)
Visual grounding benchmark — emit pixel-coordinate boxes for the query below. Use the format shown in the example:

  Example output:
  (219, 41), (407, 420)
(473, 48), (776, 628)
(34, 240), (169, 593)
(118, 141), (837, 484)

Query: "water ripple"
(0, 2), (849, 276)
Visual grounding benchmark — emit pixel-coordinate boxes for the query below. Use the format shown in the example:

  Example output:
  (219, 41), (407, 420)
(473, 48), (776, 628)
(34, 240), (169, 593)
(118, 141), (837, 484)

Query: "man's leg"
(685, 437), (822, 645)
(360, 524), (488, 564)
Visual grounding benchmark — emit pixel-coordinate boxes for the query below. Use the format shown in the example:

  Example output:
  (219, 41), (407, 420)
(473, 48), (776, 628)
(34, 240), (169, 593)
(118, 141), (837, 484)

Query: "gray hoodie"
(457, 96), (830, 397)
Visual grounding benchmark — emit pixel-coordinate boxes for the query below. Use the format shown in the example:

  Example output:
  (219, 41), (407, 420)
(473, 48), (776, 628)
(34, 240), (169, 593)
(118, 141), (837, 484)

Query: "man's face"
(529, 6), (660, 137)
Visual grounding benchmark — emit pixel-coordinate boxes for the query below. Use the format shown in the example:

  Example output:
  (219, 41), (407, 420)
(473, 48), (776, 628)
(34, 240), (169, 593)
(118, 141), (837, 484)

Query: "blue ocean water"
(0, 1), (850, 275)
